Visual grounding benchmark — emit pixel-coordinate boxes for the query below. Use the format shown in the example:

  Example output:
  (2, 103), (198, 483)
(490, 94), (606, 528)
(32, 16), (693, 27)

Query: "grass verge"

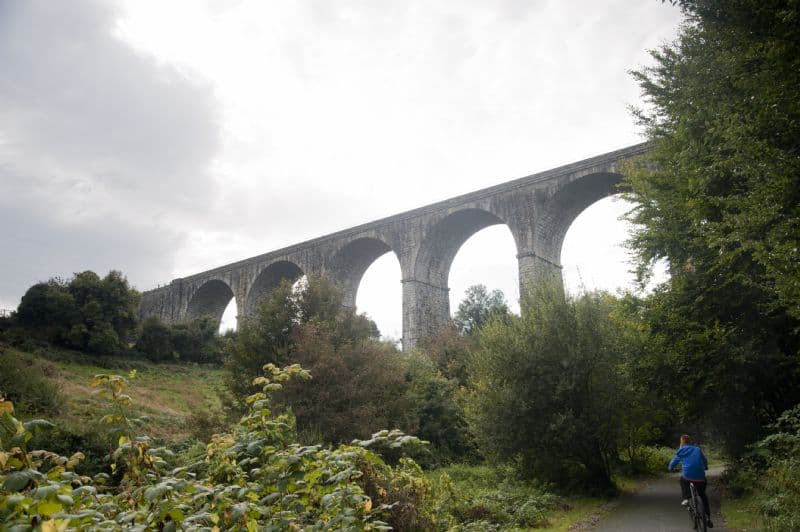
(1, 343), (227, 441)
(427, 464), (653, 531)
(720, 494), (765, 531)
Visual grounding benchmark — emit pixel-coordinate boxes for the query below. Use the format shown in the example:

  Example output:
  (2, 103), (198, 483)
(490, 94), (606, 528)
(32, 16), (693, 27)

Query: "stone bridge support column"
(517, 249), (564, 304)
(503, 192), (565, 306)
(402, 278), (450, 352)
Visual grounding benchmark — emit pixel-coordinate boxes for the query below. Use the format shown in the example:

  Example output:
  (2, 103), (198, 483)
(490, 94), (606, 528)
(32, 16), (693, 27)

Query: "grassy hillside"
(0, 343), (227, 441)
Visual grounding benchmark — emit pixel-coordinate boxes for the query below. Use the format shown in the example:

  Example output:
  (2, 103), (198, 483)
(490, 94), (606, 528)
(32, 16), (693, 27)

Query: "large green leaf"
(23, 419), (55, 435)
(3, 469), (41, 491)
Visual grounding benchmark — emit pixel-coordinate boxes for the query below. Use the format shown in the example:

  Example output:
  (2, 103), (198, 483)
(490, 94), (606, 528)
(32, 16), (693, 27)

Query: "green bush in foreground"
(431, 464), (561, 529)
(725, 404), (800, 531)
(467, 282), (627, 492)
(0, 346), (61, 416)
(0, 364), (436, 530)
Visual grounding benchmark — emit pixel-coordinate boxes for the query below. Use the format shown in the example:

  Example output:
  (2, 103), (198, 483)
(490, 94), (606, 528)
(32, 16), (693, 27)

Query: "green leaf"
(168, 508), (185, 522)
(32, 485), (58, 499)
(56, 494), (74, 507)
(23, 419), (55, 434)
(230, 502), (249, 521)
(3, 469), (40, 491)
(36, 499), (62, 516)
(144, 485), (166, 501)
(3, 494), (25, 508)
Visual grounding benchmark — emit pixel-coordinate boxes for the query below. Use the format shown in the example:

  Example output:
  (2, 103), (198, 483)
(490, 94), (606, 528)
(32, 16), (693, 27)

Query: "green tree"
(226, 275), (414, 444)
(136, 316), (174, 362)
(224, 275), (380, 405)
(224, 280), (302, 400)
(277, 322), (414, 443)
(404, 351), (476, 465)
(16, 280), (77, 342)
(170, 315), (224, 363)
(625, 0), (800, 456)
(453, 284), (509, 335)
(418, 325), (477, 387)
(16, 271), (140, 355)
(466, 281), (626, 491)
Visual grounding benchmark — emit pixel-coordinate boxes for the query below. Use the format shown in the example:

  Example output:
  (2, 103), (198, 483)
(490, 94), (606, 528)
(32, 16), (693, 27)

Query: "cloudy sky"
(0, 0), (681, 339)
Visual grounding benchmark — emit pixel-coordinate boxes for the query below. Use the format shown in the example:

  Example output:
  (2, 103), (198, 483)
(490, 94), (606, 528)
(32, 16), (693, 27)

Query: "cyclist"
(668, 434), (713, 528)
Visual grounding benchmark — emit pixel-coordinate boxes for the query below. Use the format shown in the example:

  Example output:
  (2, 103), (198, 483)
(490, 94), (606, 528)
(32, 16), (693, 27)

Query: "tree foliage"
(16, 271), (140, 354)
(466, 281), (627, 491)
(453, 284), (509, 336)
(625, 0), (800, 456)
(136, 315), (226, 363)
(404, 351), (476, 466)
(224, 275), (412, 444)
(276, 322), (414, 443)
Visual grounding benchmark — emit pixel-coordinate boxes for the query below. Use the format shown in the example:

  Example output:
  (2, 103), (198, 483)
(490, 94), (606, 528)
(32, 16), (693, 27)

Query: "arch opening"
(416, 208), (507, 287)
(329, 237), (401, 343)
(561, 194), (667, 295)
(536, 172), (625, 262)
(219, 299), (237, 334)
(330, 237), (394, 308)
(186, 279), (235, 330)
(246, 260), (305, 314)
(405, 208), (514, 347)
(355, 251), (402, 343)
(449, 224), (520, 318)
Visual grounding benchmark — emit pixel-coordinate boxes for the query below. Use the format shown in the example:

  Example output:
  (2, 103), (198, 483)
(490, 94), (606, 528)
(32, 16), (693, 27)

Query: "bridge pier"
(401, 278), (450, 351)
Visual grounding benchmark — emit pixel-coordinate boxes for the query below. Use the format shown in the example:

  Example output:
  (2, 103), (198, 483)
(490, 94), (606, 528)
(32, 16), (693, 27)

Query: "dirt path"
(591, 468), (726, 531)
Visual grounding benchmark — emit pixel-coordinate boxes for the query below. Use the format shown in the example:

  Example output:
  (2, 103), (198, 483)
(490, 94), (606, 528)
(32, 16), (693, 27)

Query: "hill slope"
(1, 343), (227, 441)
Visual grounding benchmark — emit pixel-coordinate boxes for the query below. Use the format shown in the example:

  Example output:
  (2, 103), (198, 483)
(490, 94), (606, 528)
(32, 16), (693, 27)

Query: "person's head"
(680, 434), (692, 446)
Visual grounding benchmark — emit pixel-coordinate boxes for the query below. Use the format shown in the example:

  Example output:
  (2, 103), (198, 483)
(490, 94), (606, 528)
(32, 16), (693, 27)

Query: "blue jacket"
(668, 444), (708, 481)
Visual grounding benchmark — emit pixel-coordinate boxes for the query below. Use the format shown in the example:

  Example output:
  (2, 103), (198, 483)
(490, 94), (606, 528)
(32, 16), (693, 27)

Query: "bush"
(618, 445), (675, 476)
(0, 346), (61, 415)
(431, 464), (561, 529)
(277, 322), (415, 443)
(0, 364), (434, 530)
(15, 270), (140, 355)
(724, 404), (800, 530)
(404, 351), (476, 466)
(466, 281), (627, 491)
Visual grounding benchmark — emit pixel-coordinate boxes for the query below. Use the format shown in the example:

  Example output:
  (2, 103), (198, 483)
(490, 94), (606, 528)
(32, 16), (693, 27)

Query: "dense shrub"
(0, 346), (61, 415)
(404, 351), (475, 466)
(0, 364), (435, 530)
(136, 315), (225, 363)
(417, 325), (476, 387)
(277, 322), (415, 443)
(725, 404), (800, 530)
(466, 281), (627, 492)
(431, 464), (561, 529)
(15, 271), (140, 355)
(224, 275), (415, 444)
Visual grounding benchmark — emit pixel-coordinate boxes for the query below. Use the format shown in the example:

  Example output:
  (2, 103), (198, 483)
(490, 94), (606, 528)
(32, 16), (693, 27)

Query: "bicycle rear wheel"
(694, 495), (707, 532)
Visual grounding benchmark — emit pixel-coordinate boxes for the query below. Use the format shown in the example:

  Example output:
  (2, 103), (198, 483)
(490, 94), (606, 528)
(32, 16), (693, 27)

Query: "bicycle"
(686, 480), (707, 532)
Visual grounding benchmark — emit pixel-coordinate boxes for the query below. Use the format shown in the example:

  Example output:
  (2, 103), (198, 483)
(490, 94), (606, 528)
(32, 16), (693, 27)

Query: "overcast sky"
(0, 0), (681, 340)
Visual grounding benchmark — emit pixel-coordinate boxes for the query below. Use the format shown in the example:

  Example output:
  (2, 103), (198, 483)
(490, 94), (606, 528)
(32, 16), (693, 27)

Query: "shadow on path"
(592, 467), (726, 532)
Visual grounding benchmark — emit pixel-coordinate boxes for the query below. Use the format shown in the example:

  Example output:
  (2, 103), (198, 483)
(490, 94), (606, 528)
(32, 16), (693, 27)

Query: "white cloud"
(0, 0), (220, 307)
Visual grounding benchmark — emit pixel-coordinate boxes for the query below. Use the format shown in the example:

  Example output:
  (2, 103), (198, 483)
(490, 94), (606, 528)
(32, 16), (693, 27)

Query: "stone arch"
(245, 260), (305, 314)
(536, 172), (624, 265)
(403, 208), (512, 348)
(186, 279), (235, 327)
(329, 237), (398, 308)
(415, 208), (511, 287)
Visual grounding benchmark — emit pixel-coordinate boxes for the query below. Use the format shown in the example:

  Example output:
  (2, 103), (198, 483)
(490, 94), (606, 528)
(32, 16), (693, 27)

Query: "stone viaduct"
(139, 143), (649, 350)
